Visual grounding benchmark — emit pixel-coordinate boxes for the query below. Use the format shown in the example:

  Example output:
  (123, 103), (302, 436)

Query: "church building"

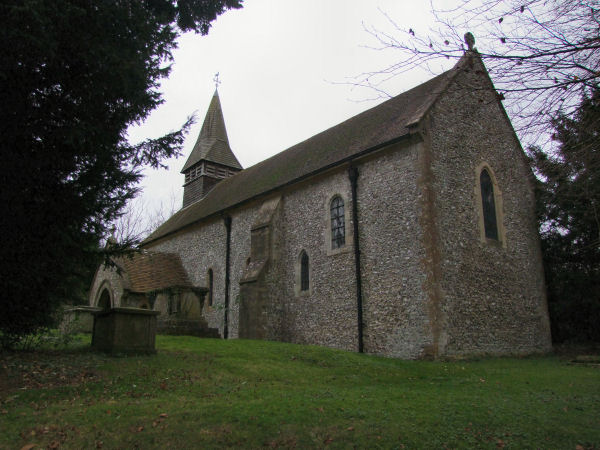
(89, 49), (552, 359)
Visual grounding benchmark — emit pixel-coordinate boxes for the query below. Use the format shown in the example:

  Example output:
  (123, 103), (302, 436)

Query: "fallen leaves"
(151, 412), (170, 429)
(0, 352), (101, 394)
(19, 424), (76, 449)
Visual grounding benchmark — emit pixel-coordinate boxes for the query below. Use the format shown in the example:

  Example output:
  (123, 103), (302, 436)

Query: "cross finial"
(464, 32), (475, 51)
(213, 72), (221, 89)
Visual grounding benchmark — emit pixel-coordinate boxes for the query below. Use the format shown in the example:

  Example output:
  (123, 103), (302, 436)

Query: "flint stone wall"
(425, 57), (552, 356)
(142, 62), (551, 358)
(147, 206), (259, 338)
(145, 139), (432, 357)
(275, 168), (358, 351)
(357, 141), (432, 358)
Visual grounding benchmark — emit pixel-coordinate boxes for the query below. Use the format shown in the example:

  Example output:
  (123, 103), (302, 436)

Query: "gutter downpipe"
(348, 164), (364, 353)
(223, 215), (232, 339)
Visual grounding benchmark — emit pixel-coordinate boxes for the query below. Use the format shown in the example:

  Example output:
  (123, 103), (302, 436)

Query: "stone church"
(89, 50), (552, 359)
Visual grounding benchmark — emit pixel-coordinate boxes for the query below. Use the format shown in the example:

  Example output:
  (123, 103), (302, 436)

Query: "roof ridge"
(144, 55), (474, 245)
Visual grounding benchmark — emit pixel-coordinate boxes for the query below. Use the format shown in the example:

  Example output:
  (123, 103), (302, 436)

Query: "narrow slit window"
(207, 269), (213, 306)
(480, 169), (499, 240)
(300, 251), (309, 292)
(330, 196), (345, 249)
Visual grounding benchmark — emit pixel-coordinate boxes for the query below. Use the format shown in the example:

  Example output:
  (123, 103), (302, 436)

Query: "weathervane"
(213, 72), (221, 89)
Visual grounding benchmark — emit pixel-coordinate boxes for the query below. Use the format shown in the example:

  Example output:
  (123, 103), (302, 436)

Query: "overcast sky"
(128, 1), (456, 213)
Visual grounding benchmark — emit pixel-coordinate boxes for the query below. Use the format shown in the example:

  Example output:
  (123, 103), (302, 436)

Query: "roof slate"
(144, 59), (464, 245)
(117, 251), (193, 293)
(181, 90), (243, 172)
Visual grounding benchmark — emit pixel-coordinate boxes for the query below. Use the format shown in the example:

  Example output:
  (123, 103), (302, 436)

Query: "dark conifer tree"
(530, 88), (600, 343)
(0, 0), (242, 344)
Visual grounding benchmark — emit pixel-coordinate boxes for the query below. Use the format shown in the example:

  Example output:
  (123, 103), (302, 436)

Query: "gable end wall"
(426, 58), (552, 356)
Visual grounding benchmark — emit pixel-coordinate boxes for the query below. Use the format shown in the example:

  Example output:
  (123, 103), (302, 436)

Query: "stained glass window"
(330, 196), (345, 249)
(300, 251), (309, 292)
(207, 269), (214, 306)
(480, 169), (499, 240)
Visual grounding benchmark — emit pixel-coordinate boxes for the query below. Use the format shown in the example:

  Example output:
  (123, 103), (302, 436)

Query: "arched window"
(480, 169), (499, 240)
(330, 196), (345, 249)
(207, 268), (214, 306)
(300, 251), (309, 292)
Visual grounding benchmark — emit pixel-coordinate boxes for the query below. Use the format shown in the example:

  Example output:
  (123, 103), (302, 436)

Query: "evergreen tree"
(530, 88), (600, 342)
(0, 0), (242, 345)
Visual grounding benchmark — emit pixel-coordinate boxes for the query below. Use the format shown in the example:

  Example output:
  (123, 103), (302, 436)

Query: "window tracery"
(330, 196), (345, 249)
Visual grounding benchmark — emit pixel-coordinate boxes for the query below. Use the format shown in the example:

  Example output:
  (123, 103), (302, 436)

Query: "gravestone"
(92, 307), (160, 354)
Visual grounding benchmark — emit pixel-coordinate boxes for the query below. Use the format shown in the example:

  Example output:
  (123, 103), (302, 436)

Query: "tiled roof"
(181, 89), (243, 172)
(116, 251), (192, 293)
(144, 58), (465, 245)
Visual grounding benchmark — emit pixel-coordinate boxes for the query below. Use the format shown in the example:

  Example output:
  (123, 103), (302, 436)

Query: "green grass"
(1, 336), (599, 449)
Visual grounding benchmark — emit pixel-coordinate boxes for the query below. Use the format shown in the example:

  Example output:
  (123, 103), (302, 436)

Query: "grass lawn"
(1, 335), (599, 449)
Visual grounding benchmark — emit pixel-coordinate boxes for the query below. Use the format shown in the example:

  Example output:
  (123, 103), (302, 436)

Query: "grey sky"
(128, 1), (455, 212)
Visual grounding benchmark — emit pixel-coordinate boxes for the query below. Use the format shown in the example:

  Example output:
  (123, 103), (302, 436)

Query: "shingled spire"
(181, 89), (242, 208)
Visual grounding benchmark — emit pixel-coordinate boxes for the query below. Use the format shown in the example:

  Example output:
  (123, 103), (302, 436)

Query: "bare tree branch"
(361, 0), (600, 148)
(109, 191), (177, 245)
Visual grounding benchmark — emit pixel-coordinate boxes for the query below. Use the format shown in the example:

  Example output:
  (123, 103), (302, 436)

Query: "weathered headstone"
(92, 307), (160, 354)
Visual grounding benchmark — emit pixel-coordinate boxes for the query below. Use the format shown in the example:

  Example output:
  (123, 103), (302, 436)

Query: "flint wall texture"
(146, 204), (260, 338)
(139, 57), (551, 358)
(357, 142), (432, 358)
(276, 169), (358, 351)
(148, 217), (228, 336)
(249, 139), (430, 357)
(227, 204), (259, 337)
(425, 57), (552, 356)
(145, 138), (430, 357)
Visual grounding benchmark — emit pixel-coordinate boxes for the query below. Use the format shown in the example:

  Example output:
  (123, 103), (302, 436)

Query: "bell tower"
(181, 89), (242, 208)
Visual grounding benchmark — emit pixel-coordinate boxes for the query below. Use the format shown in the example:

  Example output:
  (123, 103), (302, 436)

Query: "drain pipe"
(223, 215), (232, 339)
(348, 164), (364, 353)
